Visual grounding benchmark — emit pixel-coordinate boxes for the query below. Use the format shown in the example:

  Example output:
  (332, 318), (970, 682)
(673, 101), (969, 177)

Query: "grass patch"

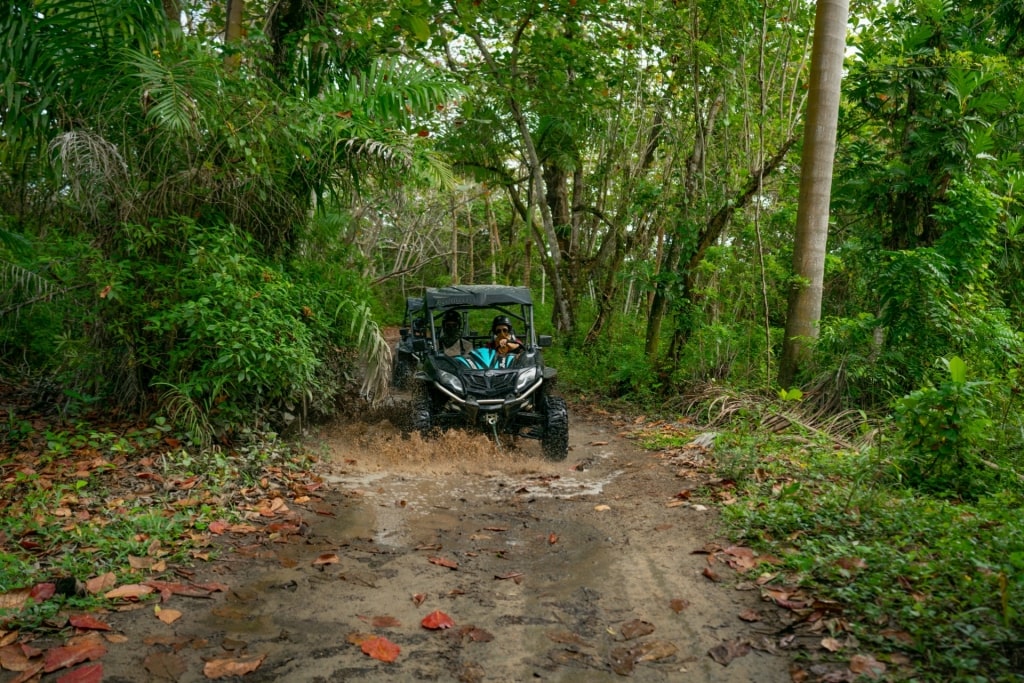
(717, 438), (1024, 681)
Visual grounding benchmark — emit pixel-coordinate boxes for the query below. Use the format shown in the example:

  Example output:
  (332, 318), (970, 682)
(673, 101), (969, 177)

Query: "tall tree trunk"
(162, 0), (181, 25)
(486, 191), (499, 284)
(224, 0), (244, 70)
(449, 197), (459, 284)
(778, 0), (849, 388)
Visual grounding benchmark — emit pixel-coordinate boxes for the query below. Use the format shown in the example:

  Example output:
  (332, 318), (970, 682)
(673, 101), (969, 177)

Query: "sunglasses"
(494, 326), (510, 334)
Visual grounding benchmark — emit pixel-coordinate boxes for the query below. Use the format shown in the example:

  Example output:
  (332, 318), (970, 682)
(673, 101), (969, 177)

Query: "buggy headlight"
(438, 370), (463, 394)
(515, 367), (539, 393)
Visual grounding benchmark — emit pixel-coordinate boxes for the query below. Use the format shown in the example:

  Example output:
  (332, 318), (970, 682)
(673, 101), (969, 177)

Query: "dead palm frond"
(48, 130), (130, 221)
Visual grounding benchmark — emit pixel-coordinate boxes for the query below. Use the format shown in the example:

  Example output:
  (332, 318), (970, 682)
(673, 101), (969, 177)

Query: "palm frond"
(333, 298), (392, 402)
(127, 48), (216, 138)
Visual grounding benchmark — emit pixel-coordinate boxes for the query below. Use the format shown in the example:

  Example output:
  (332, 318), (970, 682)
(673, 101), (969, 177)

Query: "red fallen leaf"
(427, 556), (458, 570)
(702, 567), (720, 582)
(360, 636), (400, 663)
(68, 615), (112, 631)
(207, 521), (229, 535)
(548, 533), (558, 545)
(30, 583), (56, 603)
(56, 662), (102, 683)
(421, 610), (455, 630)
(203, 654), (267, 679)
(411, 593), (427, 607)
(43, 642), (107, 673)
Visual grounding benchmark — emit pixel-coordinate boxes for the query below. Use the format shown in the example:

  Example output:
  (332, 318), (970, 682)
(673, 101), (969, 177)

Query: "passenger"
(488, 315), (523, 362)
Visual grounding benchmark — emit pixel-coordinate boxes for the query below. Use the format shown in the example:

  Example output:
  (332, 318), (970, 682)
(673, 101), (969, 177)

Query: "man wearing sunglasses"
(488, 315), (523, 357)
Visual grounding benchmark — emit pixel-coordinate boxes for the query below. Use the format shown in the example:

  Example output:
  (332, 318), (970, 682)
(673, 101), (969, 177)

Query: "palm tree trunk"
(779, 0), (849, 388)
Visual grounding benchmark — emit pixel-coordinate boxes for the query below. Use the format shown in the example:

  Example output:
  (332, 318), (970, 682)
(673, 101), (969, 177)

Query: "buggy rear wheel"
(392, 354), (415, 389)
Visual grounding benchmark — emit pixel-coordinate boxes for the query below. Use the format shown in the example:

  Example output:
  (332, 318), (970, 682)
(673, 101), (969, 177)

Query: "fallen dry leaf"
(548, 533), (558, 545)
(737, 609), (761, 622)
(142, 651), (186, 679)
(669, 598), (690, 613)
(360, 636), (400, 663)
(835, 556), (868, 572)
(411, 593), (427, 607)
(594, 504), (611, 512)
(821, 637), (843, 652)
(202, 654), (266, 679)
(155, 607), (182, 624)
(708, 638), (751, 666)
(84, 573), (116, 595)
(104, 584), (154, 600)
(29, 583), (55, 603)
(43, 641), (107, 673)
(849, 653), (886, 679)
(0, 589), (32, 610)
(0, 644), (34, 672)
(68, 615), (112, 632)
(427, 556), (458, 570)
(312, 553), (340, 566)
(421, 610), (455, 630)
(459, 626), (494, 642)
(633, 640), (678, 662)
(620, 619), (655, 640)
(702, 567), (721, 582)
(55, 662), (102, 683)
(371, 616), (401, 628)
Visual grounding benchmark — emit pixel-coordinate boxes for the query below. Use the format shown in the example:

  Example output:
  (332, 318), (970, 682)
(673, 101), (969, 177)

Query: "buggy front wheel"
(541, 396), (569, 461)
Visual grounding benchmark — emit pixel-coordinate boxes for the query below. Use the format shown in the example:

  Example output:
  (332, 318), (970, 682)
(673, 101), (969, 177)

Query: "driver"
(440, 310), (470, 356)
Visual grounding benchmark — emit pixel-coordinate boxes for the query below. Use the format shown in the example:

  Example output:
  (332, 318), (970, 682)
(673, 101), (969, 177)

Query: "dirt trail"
(74, 403), (796, 682)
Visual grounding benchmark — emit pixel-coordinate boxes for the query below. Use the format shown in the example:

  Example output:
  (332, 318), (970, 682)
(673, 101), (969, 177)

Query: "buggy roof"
(404, 297), (423, 312)
(424, 285), (534, 310)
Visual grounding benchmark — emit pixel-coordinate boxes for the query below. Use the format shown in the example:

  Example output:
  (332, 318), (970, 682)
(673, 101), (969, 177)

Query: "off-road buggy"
(392, 296), (426, 389)
(409, 285), (569, 460)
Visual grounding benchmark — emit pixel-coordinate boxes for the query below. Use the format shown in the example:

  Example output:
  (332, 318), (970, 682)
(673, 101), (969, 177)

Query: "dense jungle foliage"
(2, 0), (1024, 679)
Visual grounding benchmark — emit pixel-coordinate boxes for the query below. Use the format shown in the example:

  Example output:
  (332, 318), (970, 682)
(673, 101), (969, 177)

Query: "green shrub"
(892, 356), (996, 498)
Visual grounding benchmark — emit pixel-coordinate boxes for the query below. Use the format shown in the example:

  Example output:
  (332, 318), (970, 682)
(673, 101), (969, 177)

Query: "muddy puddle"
(78, 407), (795, 683)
